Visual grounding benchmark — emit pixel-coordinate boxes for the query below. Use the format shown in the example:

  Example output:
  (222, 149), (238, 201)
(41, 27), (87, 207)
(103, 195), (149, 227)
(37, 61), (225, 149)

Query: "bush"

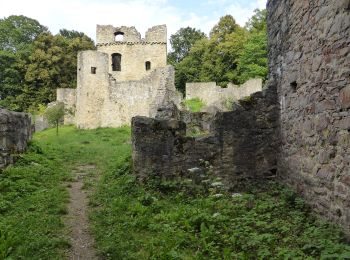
(183, 98), (205, 112)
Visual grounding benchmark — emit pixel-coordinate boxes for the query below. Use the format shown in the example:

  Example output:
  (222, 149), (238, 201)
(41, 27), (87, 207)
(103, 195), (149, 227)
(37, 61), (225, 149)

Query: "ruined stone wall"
(179, 111), (216, 134)
(268, 0), (350, 233)
(0, 108), (32, 168)
(132, 84), (279, 188)
(76, 50), (181, 129)
(186, 78), (262, 108)
(96, 25), (167, 81)
(56, 88), (76, 124)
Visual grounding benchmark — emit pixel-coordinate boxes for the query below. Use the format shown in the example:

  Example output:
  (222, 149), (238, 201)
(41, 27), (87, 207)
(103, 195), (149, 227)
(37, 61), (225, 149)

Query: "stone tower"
(96, 25), (167, 81)
(56, 24), (181, 129)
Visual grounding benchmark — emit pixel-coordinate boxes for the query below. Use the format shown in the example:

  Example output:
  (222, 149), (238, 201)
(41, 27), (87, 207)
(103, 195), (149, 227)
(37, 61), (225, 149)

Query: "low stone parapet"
(0, 108), (33, 168)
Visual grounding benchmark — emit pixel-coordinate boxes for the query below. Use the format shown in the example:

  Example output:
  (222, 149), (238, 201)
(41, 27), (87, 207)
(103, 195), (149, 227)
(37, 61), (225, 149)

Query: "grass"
(0, 125), (130, 259)
(184, 98), (206, 112)
(1, 125), (350, 259)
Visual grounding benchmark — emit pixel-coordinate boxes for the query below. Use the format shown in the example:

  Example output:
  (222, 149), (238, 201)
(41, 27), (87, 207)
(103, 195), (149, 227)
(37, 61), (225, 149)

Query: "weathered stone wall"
(96, 25), (167, 81)
(186, 78), (262, 108)
(0, 108), (32, 168)
(76, 50), (181, 129)
(33, 115), (49, 132)
(268, 0), (350, 233)
(132, 84), (279, 188)
(179, 111), (216, 134)
(56, 88), (76, 124)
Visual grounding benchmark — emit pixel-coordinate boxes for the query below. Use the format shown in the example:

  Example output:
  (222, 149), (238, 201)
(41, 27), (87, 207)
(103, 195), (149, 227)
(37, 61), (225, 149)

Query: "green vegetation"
(91, 161), (350, 259)
(0, 130), (70, 259)
(169, 9), (268, 92)
(43, 102), (65, 135)
(0, 15), (95, 112)
(1, 126), (350, 259)
(183, 98), (205, 112)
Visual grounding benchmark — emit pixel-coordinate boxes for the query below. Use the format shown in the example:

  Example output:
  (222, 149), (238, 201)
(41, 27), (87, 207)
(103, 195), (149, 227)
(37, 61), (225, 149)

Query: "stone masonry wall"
(56, 88), (76, 124)
(76, 50), (181, 129)
(0, 108), (32, 168)
(268, 0), (350, 233)
(96, 25), (167, 81)
(132, 84), (279, 188)
(186, 78), (262, 108)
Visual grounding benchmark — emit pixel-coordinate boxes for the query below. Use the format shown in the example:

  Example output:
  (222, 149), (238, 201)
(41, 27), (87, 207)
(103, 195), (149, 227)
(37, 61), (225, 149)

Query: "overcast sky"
(0, 0), (266, 43)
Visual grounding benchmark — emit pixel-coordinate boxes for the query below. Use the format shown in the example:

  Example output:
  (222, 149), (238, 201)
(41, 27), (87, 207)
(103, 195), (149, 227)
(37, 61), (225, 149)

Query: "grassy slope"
(1, 126), (350, 259)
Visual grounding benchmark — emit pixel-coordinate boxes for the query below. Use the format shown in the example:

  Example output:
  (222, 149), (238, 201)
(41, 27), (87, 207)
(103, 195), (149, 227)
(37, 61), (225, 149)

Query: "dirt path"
(66, 165), (98, 260)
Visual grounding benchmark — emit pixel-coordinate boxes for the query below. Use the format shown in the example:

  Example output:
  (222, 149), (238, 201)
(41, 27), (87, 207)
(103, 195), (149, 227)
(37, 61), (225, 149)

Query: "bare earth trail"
(65, 164), (98, 260)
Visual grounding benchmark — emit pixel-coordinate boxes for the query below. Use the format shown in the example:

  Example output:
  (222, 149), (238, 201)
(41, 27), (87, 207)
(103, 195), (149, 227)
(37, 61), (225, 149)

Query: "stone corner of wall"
(0, 108), (33, 169)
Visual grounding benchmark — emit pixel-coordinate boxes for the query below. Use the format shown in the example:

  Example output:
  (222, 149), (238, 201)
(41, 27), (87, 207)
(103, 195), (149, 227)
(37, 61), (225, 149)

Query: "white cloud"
(0, 0), (267, 44)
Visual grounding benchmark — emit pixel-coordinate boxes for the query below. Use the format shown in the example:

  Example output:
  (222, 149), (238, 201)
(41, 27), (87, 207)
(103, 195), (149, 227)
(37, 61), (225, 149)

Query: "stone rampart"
(186, 78), (262, 108)
(0, 108), (32, 168)
(268, 0), (350, 233)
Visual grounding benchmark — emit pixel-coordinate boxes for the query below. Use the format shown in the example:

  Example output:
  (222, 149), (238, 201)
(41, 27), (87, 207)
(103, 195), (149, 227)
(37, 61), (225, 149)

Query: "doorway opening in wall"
(114, 31), (124, 41)
(145, 61), (151, 71)
(112, 53), (122, 71)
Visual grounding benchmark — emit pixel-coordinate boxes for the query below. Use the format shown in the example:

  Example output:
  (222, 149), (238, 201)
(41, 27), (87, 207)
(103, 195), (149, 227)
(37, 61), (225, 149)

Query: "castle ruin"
(58, 25), (182, 129)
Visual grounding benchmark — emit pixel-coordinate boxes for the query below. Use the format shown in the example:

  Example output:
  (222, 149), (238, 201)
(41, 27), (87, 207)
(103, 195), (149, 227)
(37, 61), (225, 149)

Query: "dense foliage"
(0, 15), (95, 112)
(169, 10), (268, 93)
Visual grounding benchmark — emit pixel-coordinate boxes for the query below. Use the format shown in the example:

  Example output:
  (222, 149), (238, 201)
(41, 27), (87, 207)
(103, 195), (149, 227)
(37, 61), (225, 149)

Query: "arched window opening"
(91, 67), (96, 74)
(114, 31), (124, 41)
(145, 61), (151, 71)
(112, 53), (122, 71)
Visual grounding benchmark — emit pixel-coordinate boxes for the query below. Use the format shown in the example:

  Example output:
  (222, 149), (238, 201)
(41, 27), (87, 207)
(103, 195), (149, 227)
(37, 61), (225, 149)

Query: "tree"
(237, 9), (268, 83)
(245, 9), (267, 33)
(0, 21), (95, 112)
(168, 27), (206, 64)
(0, 15), (48, 111)
(44, 102), (65, 135)
(237, 32), (268, 84)
(172, 15), (247, 91)
(59, 29), (86, 39)
(209, 15), (239, 41)
(0, 15), (48, 52)
(24, 32), (95, 110)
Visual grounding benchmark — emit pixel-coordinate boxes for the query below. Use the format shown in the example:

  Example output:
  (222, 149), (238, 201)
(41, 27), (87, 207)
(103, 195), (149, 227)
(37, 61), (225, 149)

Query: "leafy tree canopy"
(0, 15), (48, 52)
(0, 16), (95, 112)
(168, 27), (206, 64)
(169, 10), (268, 93)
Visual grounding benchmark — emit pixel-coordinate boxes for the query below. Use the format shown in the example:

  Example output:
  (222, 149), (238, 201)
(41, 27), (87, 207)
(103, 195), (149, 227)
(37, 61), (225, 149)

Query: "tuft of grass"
(184, 98), (206, 112)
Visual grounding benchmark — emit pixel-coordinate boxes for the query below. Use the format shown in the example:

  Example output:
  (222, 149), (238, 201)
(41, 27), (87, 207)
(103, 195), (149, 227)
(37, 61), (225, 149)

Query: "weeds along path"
(66, 165), (97, 260)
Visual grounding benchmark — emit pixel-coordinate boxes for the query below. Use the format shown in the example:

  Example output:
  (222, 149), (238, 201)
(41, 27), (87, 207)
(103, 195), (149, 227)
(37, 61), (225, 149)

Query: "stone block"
(340, 86), (350, 109)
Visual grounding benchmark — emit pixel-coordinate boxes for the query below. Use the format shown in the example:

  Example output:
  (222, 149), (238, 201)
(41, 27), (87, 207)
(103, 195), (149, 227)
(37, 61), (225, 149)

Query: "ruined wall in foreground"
(132, 84), (279, 188)
(268, 0), (350, 233)
(0, 108), (32, 168)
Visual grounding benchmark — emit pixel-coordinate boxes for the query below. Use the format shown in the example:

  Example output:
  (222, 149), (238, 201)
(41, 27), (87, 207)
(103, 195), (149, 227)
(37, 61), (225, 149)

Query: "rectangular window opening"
(91, 67), (97, 74)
